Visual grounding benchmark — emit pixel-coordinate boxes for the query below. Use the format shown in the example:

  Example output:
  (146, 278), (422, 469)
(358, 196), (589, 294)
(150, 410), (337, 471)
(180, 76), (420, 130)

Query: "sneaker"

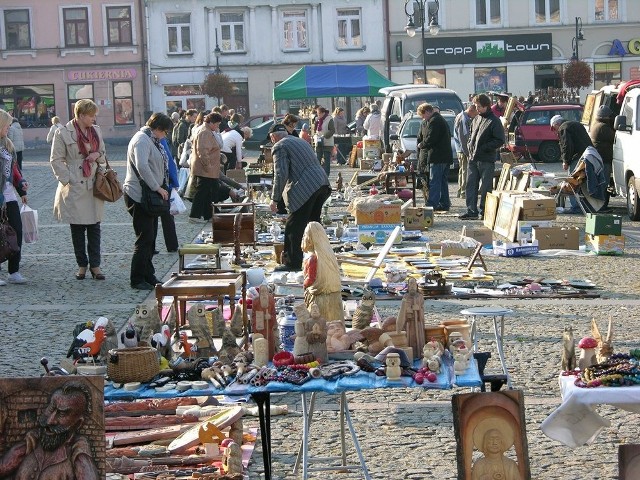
(458, 212), (479, 220)
(7, 272), (27, 284)
(131, 281), (154, 290)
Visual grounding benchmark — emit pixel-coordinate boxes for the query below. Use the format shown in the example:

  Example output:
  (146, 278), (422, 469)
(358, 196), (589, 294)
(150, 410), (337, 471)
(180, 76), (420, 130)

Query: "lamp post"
(571, 17), (584, 61)
(214, 28), (222, 73)
(404, 0), (440, 85)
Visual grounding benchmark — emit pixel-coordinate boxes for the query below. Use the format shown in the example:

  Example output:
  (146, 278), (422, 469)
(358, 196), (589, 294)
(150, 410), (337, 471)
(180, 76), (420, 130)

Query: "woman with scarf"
(123, 113), (174, 290)
(0, 110), (28, 285)
(50, 99), (107, 281)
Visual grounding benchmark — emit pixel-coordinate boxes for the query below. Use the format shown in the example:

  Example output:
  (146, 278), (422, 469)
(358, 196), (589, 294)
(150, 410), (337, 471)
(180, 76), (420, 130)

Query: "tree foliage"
(563, 60), (592, 90)
(202, 73), (233, 103)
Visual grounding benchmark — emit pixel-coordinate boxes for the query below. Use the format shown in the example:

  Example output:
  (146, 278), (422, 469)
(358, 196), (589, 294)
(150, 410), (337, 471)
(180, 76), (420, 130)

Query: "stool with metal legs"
(460, 307), (514, 389)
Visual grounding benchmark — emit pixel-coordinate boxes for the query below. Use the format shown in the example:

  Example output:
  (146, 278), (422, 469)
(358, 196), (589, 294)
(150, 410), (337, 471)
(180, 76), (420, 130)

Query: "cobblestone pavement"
(3, 145), (640, 479)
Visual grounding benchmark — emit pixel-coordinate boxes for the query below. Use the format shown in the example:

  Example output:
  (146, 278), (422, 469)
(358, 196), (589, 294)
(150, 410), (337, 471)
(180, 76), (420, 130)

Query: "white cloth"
(221, 129), (243, 160)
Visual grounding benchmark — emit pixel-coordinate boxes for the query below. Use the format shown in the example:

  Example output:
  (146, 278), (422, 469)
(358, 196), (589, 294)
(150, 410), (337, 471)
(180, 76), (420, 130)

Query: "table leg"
(492, 315), (512, 389)
(339, 392), (347, 466)
(340, 392), (371, 480)
(252, 392), (272, 480)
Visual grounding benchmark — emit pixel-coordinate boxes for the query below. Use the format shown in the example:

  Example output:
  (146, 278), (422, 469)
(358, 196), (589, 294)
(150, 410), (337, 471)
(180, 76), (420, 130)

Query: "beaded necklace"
(575, 354), (640, 388)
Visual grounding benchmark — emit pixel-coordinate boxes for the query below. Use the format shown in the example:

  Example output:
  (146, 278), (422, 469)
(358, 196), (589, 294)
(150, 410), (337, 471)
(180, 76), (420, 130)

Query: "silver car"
(389, 111), (459, 180)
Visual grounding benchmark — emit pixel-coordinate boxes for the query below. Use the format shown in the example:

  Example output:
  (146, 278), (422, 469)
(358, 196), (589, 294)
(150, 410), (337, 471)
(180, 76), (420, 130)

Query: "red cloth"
(73, 119), (100, 177)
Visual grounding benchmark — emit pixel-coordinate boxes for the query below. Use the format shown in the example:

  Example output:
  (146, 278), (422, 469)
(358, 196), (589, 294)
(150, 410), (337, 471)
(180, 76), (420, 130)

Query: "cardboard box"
(492, 240), (539, 257)
(585, 233), (625, 255)
(357, 224), (402, 245)
(461, 226), (493, 245)
(404, 207), (434, 230)
(362, 139), (381, 159)
(516, 196), (556, 220)
(353, 199), (402, 225)
(585, 213), (622, 236)
(532, 227), (580, 250)
(516, 220), (554, 241)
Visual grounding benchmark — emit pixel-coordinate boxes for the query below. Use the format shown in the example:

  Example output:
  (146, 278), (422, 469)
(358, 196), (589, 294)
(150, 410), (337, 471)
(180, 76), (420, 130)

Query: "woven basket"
(107, 347), (159, 383)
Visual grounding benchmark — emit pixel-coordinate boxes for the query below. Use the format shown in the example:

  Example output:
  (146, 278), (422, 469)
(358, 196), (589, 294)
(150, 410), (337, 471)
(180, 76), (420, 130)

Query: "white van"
(380, 84), (464, 152)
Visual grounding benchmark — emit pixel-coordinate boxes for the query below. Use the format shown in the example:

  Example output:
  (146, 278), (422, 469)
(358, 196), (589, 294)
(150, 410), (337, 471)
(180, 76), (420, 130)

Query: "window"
(0, 85), (55, 128)
(594, 62), (621, 90)
(166, 13), (191, 53)
(534, 0), (560, 24)
(337, 9), (361, 48)
(282, 10), (307, 51)
(114, 81), (134, 125)
(63, 7), (89, 47)
(4, 9), (31, 49)
(595, 0), (618, 21)
(476, 0), (501, 26)
(220, 12), (245, 52)
(67, 84), (94, 121)
(412, 69), (445, 87)
(534, 64), (563, 90)
(106, 6), (132, 46)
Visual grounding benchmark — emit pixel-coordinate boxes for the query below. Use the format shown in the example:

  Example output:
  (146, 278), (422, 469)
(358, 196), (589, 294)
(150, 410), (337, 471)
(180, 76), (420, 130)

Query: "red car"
(507, 104), (584, 162)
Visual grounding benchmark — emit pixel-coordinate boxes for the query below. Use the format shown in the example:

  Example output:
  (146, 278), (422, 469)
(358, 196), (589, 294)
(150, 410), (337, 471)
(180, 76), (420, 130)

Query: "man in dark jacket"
(459, 94), (504, 220)
(171, 109), (196, 158)
(269, 124), (330, 271)
(416, 103), (452, 211)
(589, 105), (615, 208)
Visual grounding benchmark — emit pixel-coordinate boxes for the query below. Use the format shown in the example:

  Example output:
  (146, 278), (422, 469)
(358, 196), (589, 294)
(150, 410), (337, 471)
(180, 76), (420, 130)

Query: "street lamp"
(404, 0), (440, 85)
(571, 17), (585, 61)
(214, 27), (222, 73)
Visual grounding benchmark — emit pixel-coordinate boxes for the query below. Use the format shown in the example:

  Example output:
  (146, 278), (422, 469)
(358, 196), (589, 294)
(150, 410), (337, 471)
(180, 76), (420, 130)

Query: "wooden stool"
(178, 244), (221, 273)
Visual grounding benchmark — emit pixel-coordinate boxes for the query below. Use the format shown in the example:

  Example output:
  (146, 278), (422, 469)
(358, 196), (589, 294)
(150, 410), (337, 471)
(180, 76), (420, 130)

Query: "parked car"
(243, 118), (305, 151)
(507, 104), (584, 162)
(240, 114), (283, 129)
(389, 111), (459, 181)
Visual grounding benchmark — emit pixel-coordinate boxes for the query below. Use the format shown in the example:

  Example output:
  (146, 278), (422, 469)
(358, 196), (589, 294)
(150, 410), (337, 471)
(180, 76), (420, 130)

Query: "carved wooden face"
(361, 290), (375, 307)
(135, 304), (151, 319)
(386, 353), (400, 367)
(192, 305), (206, 317)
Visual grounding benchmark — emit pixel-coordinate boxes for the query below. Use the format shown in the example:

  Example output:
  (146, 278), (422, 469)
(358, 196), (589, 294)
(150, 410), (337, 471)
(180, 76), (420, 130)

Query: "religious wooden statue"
(306, 303), (328, 362)
(302, 222), (344, 324)
(251, 286), (278, 361)
(396, 277), (426, 359)
(471, 421), (520, 480)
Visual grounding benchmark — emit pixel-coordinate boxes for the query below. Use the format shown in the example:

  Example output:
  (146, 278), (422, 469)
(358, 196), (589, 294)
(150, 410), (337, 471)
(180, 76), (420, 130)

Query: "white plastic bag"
(20, 203), (38, 243)
(169, 188), (187, 215)
(178, 167), (190, 196)
(179, 138), (192, 167)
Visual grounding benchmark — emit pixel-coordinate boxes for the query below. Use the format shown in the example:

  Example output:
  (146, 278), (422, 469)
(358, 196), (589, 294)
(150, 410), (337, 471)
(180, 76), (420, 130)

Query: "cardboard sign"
(532, 227), (579, 250)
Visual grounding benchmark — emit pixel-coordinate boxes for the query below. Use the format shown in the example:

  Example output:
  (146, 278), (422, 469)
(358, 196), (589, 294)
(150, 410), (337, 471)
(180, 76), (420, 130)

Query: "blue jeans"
(316, 146), (332, 176)
(465, 160), (495, 215)
(427, 163), (451, 210)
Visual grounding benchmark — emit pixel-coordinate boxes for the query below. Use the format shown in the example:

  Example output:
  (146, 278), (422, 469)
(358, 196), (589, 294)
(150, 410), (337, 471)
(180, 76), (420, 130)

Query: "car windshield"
(400, 116), (454, 138)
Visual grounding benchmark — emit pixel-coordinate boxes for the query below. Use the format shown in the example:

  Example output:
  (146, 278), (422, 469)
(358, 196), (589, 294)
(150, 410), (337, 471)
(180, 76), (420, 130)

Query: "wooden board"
(493, 195), (518, 240)
(496, 164), (511, 191)
(167, 406), (244, 454)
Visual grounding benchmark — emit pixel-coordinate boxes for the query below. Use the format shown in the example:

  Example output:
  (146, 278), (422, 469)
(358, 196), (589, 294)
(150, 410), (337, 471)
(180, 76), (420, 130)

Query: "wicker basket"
(107, 347), (159, 383)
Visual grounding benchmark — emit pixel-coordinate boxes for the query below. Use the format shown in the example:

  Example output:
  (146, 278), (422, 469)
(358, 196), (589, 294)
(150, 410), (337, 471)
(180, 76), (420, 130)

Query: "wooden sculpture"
(471, 419), (520, 480)
(251, 286), (278, 361)
(592, 317), (614, 364)
(306, 303), (328, 363)
(396, 277), (426, 359)
(561, 326), (576, 371)
(351, 289), (376, 331)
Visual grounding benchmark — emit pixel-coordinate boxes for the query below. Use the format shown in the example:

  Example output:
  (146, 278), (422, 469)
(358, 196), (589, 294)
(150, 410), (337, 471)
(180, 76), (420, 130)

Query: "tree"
(563, 60), (593, 100)
(202, 73), (234, 104)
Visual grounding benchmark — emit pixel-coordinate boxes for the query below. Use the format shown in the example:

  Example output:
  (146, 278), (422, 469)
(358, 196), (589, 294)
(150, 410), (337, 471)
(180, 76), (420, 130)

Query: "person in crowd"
(459, 94), (504, 220)
(171, 109), (196, 159)
(46, 116), (62, 144)
(222, 125), (252, 172)
(190, 111), (207, 138)
(551, 114), (594, 214)
(170, 111), (180, 125)
(215, 173), (245, 204)
(228, 112), (244, 130)
(491, 93), (509, 118)
(269, 123), (330, 272)
(186, 112), (223, 222)
(363, 104), (382, 138)
(589, 105), (616, 210)
(453, 104), (478, 198)
(50, 99), (107, 281)
(355, 106), (370, 136)
(282, 114), (300, 137)
(416, 103), (452, 212)
(313, 106), (335, 176)
(0, 110), (28, 285)
(123, 112), (174, 290)
(219, 104), (230, 132)
(332, 107), (350, 135)
(156, 136), (179, 253)
(8, 117), (24, 171)
(300, 123), (312, 144)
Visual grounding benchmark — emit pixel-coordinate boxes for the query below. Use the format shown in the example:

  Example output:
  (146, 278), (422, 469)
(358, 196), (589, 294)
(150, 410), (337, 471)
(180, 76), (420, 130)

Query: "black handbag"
(0, 206), (19, 263)
(130, 161), (170, 216)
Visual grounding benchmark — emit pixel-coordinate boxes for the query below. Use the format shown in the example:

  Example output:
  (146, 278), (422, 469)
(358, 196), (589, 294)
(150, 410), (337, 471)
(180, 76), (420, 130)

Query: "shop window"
(166, 13), (191, 54)
(282, 10), (308, 51)
(595, 0), (619, 21)
(534, 64), (563, 90)
(533, 0), (560, 24)
(412, 69), (446, 87)
(337, 9), (361, 48)
(0, 85), (55, 128)
(4, 9), (31, 49)
(220, 12), (245, 52)
(474, 67), (507, 93)
(63, 7), (90, 47)
(114, 81), (134, 125)
(67, 84), (94, 121)
(475, 0), (502, 27)
(106, 6), (132, 46)
(594, 62), (621, 90)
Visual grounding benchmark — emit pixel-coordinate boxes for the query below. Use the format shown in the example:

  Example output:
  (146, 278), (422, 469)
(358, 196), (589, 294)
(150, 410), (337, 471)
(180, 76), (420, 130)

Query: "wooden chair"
(211, 201), (256, 249)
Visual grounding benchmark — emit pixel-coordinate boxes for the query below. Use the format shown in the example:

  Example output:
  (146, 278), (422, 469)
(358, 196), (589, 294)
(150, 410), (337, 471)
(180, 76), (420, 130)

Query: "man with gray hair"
(453, 103), (478, 198)
(268, 123), (330, 271)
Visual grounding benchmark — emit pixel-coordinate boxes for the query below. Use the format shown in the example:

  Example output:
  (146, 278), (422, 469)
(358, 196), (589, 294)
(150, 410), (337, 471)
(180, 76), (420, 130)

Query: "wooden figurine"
(302, 222), (344, 324)
(326, 321), (362, 353)
(578, 337), (598, 370)
(96, 316), (118, 359)
(229, 418), (243, 446)
(211, 307), (226, 338)
(351, 289), (376, 330)
(218, 327), (241, 364)
(222, 441), (243, 474)
(471, 419), (520, 480)
(561, 326), (576, 371)
(306, 303), (328, 363)
(134, 303), (162, 345)
(253, 335), (268, 367)
(187, 304), (216, 358)
(396, 277), (426, 359)
(229, 304), (244, 337)
(592, 317), (614, 364)
(385, 352), (402, 381)
(293, 311), (310, 357)
(336, 171), (343, 192)
(251, 286), (278, 361)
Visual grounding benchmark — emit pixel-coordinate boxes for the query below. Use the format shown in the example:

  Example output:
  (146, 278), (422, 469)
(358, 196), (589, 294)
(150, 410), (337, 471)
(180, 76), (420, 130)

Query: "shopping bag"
(169, 188), (187, 215)
(20, 203), (38, 244)
(178, 167), (190, 196)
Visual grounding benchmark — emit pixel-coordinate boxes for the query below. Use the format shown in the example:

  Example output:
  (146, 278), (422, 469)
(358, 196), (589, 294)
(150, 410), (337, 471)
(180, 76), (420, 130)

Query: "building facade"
(389, 0), (640, 102)
(0, 1), (147, 144)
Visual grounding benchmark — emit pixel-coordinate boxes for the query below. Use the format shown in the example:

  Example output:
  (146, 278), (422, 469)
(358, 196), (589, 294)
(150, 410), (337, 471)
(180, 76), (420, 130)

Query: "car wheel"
(627, 176), (640, 220)
(537, 141), (561, 163)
